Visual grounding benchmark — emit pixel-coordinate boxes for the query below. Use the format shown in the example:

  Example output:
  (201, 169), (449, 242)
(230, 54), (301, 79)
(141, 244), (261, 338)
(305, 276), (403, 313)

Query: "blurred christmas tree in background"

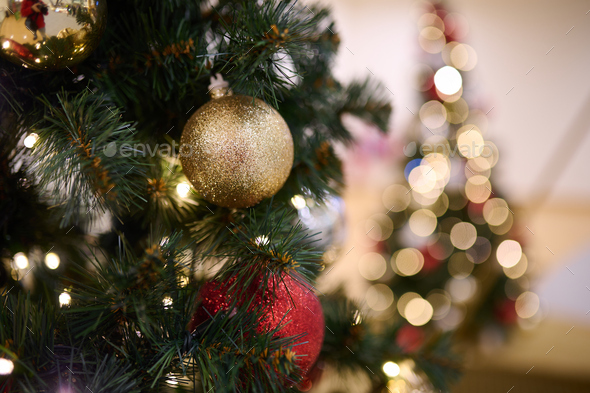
(356, 1), (539, 372)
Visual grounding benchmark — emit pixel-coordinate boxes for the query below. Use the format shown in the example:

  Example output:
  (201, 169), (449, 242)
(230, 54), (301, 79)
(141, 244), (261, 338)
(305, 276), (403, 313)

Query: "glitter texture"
(180, 95), (294, 208)
(189, 274), (325, 377)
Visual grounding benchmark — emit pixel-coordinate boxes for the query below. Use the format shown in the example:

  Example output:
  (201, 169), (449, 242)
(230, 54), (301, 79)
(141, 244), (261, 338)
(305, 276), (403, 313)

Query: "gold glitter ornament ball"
(0, 0), (107, 70)
(180, 94), (294, 208)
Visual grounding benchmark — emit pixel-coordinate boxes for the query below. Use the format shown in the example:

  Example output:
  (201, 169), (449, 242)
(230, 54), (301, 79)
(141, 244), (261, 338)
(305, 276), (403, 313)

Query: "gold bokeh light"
(405, 298), (434, 326)
(419, 100), (448, 129)
(447, 276), (478, 303)
(14, 252), (29, 269)
(465, 175), (491, 203)
(409, 165), (438, 194)
(434, 66), (462, 95)
(496, 240), (522, 268)
(457, 130), (484, 159)
(392, 248), (425, 276)
(444, 98), (469, 124)
(409, 209), (438, 237)
(397, 292), (421, 318)
(366, 214), (394, 241)
(483, 198), (510, 226)
(515, 291), (540, 319)
(450, 222), (477, 250)
(442, 42), (478, 71)
(503, 253), (528, 279)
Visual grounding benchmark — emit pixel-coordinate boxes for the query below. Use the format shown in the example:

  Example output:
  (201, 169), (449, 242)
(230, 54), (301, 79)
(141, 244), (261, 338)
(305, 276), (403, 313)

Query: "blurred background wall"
(311, 0), (590, 390)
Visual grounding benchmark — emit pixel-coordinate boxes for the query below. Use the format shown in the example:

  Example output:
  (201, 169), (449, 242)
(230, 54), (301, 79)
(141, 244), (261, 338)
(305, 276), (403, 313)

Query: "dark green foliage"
(0, 293), (141, 393)
(33, 91), (147, 227)
(0, 234), (306, 392)
(341, 79), (392, 132)
(215, 1), (331, 107)
(136, 158), (200, 229)
(0, 129), (88, 296)
(213, 202), (323, 291)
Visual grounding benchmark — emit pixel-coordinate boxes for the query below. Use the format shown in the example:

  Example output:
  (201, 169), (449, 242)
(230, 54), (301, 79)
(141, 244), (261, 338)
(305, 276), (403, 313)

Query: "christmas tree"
(0, 1), (461, 392)
(375, 0), (535, 355)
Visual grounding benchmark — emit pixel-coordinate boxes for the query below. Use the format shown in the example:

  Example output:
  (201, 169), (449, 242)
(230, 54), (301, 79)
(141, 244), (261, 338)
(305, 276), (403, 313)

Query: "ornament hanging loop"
(208, 73), (233, 99)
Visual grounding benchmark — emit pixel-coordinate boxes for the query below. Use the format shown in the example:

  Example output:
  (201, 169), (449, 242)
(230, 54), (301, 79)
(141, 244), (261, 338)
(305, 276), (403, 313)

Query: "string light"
(59, 292), (71, 306)
(503, 254), (528, 279)
(163, 296), (173, 309)
(14, 252), (29, 269)
(365, 214), (394, 241)
(0, 358), (14, 375)
(255, 235), (270, 246)
(408, 209), (437, 237)
(449, 222), (477, 250)
(383, 361), (401, 377)
(447, 276), (477, 303)
(457, 130), (484, 159)
(408, 165), (438, 194)
(483, 198), (510, 226)
(405, 298), (434, 326)
(45, 252), (60, 270)
(434, 66), (462, 95)
(397, 292), (421, 318)
(465, 175), (491, 203)
(352, 309), (363, 326)
(419, 100), (447, 129)
(23, 133), (39, 148)
(391, 248), (424, 277)
(291, 195), (306, 210)
(496, 240), (522, 268)
(176, 182), (191, 197)
(166, 374), (179, 385)
(179, 276), (190, 287)
(515, 291), (540, 319)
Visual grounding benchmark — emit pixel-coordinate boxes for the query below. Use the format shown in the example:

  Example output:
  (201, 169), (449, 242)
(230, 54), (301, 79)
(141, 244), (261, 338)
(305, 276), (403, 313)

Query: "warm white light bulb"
(382, 361), (400, 377)
(166, 374), (178, 385)
(23, 133), (39, 148)
(255, 235), (270, 246)
(176, 182), (191, 198)
(291, 195), (306, 210)
(14, 252), (29, 269)
(163, 296), (173, 308)
(2, 41), (9, 49)
(45, 252), (60, 270)
(179, 276), (189, 287)
(434, 66), (462, 95)
(352, 310), (363, 326)
(0, 358), (14, 375)
(59, 292), (71, 306)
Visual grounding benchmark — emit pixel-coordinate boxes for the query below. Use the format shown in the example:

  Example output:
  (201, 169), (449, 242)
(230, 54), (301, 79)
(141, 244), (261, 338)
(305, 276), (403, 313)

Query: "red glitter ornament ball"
(188, 273), (325, 377)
